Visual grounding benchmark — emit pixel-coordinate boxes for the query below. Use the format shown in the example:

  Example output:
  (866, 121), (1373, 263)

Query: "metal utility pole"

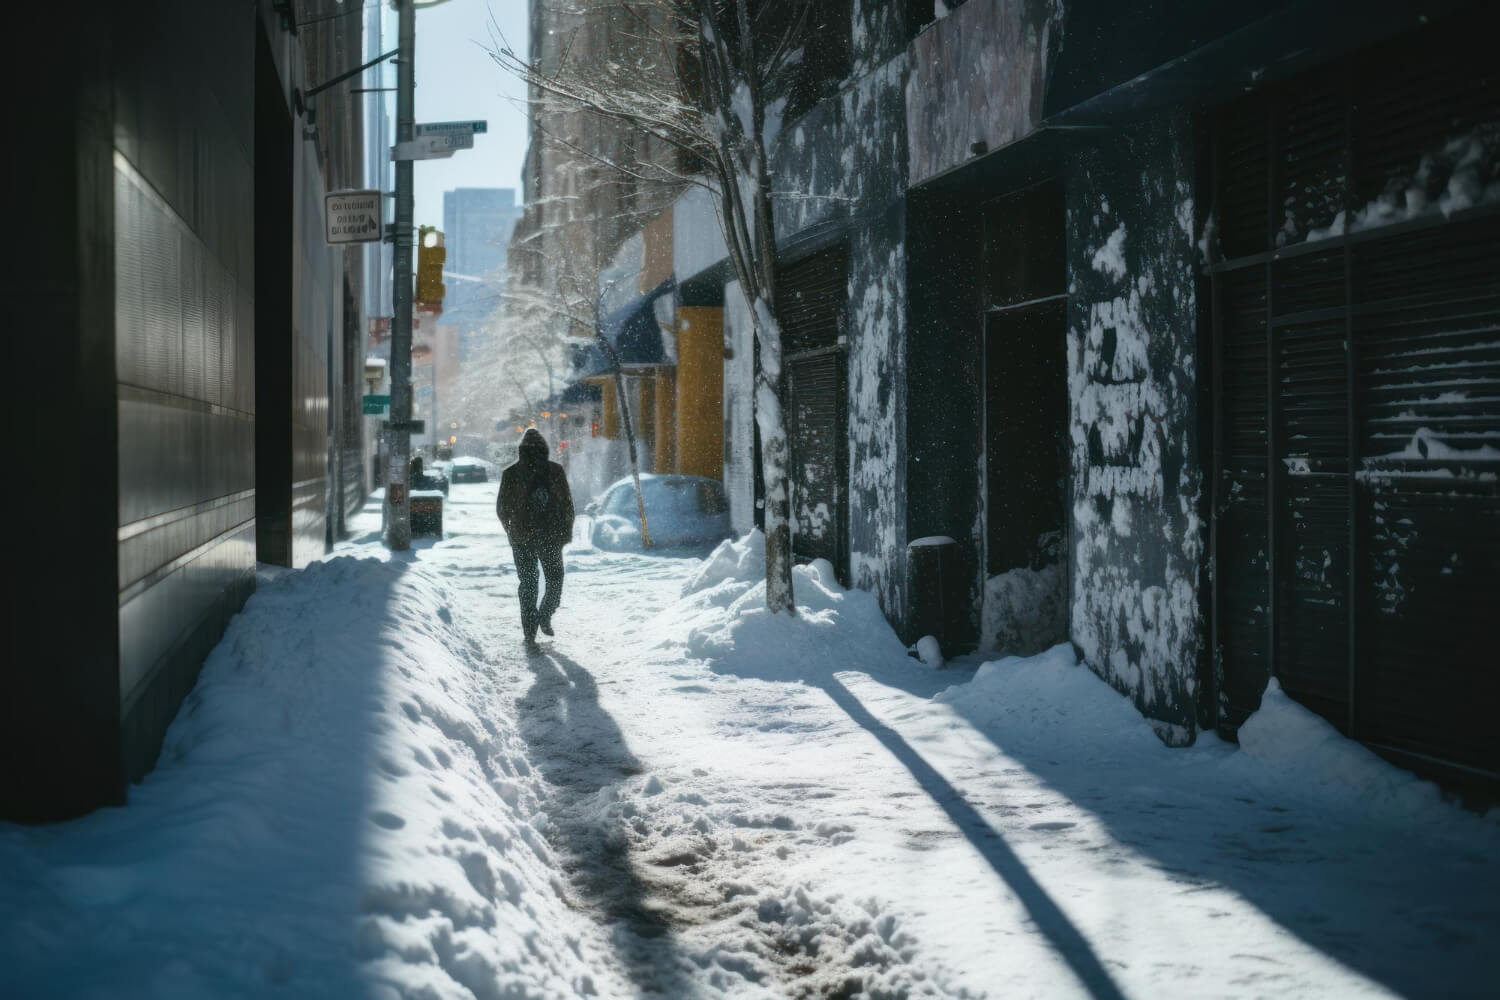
(384, 0), (416, 549)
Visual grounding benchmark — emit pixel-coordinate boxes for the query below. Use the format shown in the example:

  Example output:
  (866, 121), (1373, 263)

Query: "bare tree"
(491, 0), (811, 613)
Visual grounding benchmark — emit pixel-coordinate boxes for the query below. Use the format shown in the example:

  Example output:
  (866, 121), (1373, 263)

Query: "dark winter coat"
(498, 429), (575, 548)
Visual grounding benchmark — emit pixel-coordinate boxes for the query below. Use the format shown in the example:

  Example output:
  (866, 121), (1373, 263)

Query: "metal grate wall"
(1208, 12), (1500, 787)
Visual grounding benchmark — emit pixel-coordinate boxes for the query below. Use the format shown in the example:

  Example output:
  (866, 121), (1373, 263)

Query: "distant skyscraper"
(443, 187), (522, 329)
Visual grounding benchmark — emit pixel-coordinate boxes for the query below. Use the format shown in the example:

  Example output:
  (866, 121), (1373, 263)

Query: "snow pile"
(912, 634), (944, 668)
(590, 513), (642, 550)
(981, 564), (1067, 656)
(0, 555), (603, 999)
(1235, 679), (1453, 822)
(683, 555), (910, 682)
(1304, 125), (1500, 242)
(682, 528), (766, 596)
(935, 643), (1163, 754)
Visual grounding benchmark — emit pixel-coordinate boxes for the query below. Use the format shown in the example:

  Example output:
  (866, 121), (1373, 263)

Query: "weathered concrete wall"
(851, 0), (915, 78)
(772, 98), (848, 239)
(848, 206), (909, 623)
(767, 21), (913, 623)
(770, 56), (910, 243)
(906, 0), (1055, 187)
(1065, 113), (1205, 745)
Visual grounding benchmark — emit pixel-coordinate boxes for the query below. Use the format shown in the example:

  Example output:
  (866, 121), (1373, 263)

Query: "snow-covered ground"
(2, 482), (1497, 999)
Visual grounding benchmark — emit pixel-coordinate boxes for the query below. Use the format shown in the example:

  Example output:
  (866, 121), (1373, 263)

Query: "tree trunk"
(737, 0), (795, 614)
(751, 297), (795, 613)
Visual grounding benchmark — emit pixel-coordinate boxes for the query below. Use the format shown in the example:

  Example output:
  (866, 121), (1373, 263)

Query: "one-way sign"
(392, 134), (472, 160)
(325, 190), (382, 244)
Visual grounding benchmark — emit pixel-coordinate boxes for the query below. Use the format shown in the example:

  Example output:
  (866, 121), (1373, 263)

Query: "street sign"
(386, 420), (426, 433)
(415, 120), (487, 136)
(324, 190), (382, 244)
(392, 133), (472, 160)
(363, 394), (391, 414)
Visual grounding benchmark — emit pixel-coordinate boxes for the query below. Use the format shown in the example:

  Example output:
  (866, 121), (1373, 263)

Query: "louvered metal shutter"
(781, 248), (850, 582)
(780, 248), (848, 354)
(1353, 219), (1500, 774)
(788, 351), (848, 579)
(1209, 13), (1500, 785)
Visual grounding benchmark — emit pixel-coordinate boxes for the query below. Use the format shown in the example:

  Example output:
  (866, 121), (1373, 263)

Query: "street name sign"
(325, 190), (382, 244)
(415, 120), (488, 137)
(386, 419), (426, 434)
(363, 394), (391, 414)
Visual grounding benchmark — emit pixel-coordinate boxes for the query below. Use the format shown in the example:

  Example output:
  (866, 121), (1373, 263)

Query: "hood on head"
(519, 428), (549, 464)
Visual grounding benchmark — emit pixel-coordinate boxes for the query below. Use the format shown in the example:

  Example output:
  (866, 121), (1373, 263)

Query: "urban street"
(4, 482), (1495, 998)
(6, 1), (1499, 997)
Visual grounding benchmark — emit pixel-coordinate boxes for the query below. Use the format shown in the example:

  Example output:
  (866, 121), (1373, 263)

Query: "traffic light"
(416, 227), (446, 308)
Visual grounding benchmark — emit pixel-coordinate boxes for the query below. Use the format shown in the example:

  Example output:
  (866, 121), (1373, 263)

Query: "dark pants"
(513, 542), (565, 640)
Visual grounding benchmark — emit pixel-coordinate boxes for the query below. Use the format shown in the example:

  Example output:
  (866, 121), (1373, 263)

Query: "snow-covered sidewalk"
(2, 482), (1497, 999)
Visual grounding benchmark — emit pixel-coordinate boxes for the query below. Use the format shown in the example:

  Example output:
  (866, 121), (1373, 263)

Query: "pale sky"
(411, 0), (530, 229)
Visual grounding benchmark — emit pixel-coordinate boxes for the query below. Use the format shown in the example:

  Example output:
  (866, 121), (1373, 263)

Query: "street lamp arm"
(299, 48), (399, 109)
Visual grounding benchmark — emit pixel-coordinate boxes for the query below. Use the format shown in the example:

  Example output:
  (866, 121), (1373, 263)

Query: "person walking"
(498, 429), (575, 649)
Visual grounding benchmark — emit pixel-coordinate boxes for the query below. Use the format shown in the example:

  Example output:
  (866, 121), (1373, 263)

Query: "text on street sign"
(324, 190), (382, 244)
(415, 120), (488, 136)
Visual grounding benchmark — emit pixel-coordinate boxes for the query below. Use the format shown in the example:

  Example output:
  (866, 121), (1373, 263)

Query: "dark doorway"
(985, 302), (1067, 574)
(253, 23), (293, 565)
(982, 181), (1067, 577)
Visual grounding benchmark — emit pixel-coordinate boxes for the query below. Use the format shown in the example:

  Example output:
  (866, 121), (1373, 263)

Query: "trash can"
(906, 536), (969, 654)
(411, 490), (444, 538)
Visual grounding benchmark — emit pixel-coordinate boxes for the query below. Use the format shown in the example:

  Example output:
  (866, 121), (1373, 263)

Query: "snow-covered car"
(448, 457), (490, 483)
(585, 474), (731, 550)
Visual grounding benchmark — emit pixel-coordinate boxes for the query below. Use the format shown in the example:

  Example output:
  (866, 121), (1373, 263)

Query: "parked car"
(448, 457), (491, 483)
(585, 474), (732, 550)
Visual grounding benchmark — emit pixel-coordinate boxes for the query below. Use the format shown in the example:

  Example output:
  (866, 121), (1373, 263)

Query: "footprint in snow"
(371, 811), (405, 830)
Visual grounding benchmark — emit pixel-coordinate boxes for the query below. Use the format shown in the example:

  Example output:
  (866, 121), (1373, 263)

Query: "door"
(985, 301), (1067, 575)
(982, 180), (1067, 579)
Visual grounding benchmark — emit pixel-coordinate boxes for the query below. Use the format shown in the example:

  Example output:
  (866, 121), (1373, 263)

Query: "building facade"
(4, 0), (373, 821)
(651, 0), (1499, 796)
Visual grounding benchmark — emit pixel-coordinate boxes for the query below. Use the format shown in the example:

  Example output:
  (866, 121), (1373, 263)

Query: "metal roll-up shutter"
(1272, 247), (1352, 729)
(1214, 266), (1271, 731)
(781, 247), (850, 582)
(788, 351), (848, 577)
(1209, 11), (1500, 786)
(780, 248), (848, 354)
(1353, 217), (1500, 775)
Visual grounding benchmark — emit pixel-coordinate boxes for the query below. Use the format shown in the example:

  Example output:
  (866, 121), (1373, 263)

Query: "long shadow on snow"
(517, 648), (698, 996)
(934, 676), (1500, 998)
(709, 643), (1127, 999)
(715, 640), (1500, 998)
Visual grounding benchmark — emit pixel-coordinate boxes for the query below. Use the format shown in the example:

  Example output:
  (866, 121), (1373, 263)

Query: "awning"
(575, 278), (676, 378)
